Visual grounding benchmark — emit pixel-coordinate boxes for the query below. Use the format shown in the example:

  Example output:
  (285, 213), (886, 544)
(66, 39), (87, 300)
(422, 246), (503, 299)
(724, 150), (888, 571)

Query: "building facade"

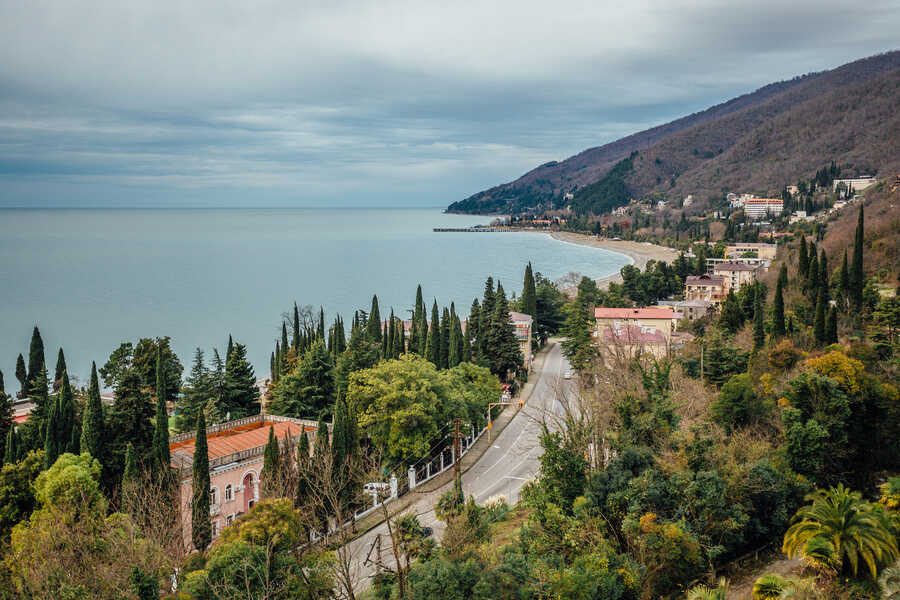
(725, 242), (777, 260)
(713, 262), (760, 292)
(743, 198), (783, 219)
(684, 274), (726, 303)
(594, 307), (678, 342)
(170, 414), (319, 547)
(509, 311), (534, 371)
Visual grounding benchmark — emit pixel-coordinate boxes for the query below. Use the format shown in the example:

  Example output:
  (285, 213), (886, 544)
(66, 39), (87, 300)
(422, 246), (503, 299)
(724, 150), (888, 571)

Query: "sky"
(0, 1), (897, 208)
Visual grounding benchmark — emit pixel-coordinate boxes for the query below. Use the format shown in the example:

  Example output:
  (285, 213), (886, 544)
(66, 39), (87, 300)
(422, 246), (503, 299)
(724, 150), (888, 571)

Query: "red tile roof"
(594, 307), (676, 319)
(170, 420), (312, 462)
(685, 275), (725, 286)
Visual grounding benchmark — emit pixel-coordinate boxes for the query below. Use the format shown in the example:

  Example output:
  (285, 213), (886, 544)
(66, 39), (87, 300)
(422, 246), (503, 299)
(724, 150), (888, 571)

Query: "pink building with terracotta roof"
(170, 414), (319, 547)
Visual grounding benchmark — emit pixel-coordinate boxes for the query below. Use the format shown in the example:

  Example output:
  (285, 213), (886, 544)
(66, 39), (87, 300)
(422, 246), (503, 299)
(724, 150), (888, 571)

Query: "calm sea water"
(0, 208), (629, 387)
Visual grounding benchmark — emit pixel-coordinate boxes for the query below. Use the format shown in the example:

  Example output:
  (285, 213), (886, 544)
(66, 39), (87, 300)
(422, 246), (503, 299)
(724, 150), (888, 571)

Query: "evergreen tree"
(268, 339), (334, 419)
(753, 287), (765, 351)
(460, 314), (471, 363)
(806, 250), (819, 300)
(226, 335), (233, 364)
(111, 370), (154, 469)
(21, 366), (49, 452)
(818, 250), (829, 305)
(81, 362), (104, 460)
(53, 348), (66, 393)
(826, 306), (838, 345)
(58, 371), (76, 454)
(448, 313), (462, 368)
(335, 316), (346, 355)
(43, 395), (59, 469)
(296, 430), (311, 506)
(467, 299), (480, 360)
(773, 272), (786, 338)
(191, 412), (211, 551)
(123, 442), (138, 484)
(839, 251), (850, 310)
(26, 326), (45, 391)
(409, 285), (425, 355)
(281, 322), (289, 361)
(521, 262), (537, 319)
(381, 321), (389, 358)
(223, 342), (260, 420)
(153, 349), (171, 476)
(440, 307), (451, 369)
(318, 307), (326, 340)
(393, 318), (404, 358)
(425, 301), (441, 367)
(486, 284), (522, 379)
(292, 303), (301, 350)
(15, 354), (26, 398)
(261, 425), (280, 497)
(313, 416), (329, 463)
(719, 290), (744, 334)
(478, 278), (496, 362)
(4, 427), (17, 465)
(387, 310), (395, 357)
(813, 285), (827, 345)
(367, 295), (382, 342)
(850, 206), (864, 310)
(178, 349), (212, 432)
(798, 237), (809, 278)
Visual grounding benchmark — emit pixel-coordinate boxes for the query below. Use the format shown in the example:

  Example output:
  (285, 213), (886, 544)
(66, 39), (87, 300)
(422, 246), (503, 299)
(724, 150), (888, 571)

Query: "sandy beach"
(549, 231), (681, 288)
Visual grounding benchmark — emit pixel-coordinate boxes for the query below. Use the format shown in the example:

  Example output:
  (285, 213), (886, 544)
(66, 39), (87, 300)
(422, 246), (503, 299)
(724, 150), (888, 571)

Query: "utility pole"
(453, 418), (462, 480)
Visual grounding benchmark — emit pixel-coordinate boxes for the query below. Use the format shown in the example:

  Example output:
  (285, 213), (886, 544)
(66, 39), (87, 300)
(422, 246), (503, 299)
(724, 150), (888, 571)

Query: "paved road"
(344, 341), (572, 594)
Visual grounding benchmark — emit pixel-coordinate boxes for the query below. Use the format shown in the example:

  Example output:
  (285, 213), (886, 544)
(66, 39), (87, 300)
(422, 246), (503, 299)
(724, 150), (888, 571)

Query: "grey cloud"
(0, 0), (897, 206)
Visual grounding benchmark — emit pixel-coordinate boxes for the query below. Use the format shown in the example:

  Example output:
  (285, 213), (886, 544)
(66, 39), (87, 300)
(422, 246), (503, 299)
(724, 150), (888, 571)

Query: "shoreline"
(547, 231), (681, 288)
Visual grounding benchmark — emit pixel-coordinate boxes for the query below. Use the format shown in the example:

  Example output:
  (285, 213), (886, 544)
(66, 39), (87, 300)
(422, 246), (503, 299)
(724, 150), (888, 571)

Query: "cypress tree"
(313, 416), (329, 463)
(367, 295), (382, 342)
(440, 307), (451, 369)
(331, 397), (351, 473)
(467, 299), (480, 359)
(261, 425), (280, 497)
(813, 285), (827, 346)
(292, 303), (301, 350)
(26, 326), (45, 391)
(226, 335), (234, 364)
(53, 348), (67, 393)
(798, 237), (808, 278)
(387, 310), (396, 357)
(393, 319), (404, 358)
(826, 306), (838, 345)
(806, 250), (819, 300)
(839, 251), (850, 310)
(850, 206), (864, 310)
(818, 250), (829, 305)
(43, 395), (59, 469)
(425, 301), (441, 367)
(191, 412), (211, 551)
(81, 362), (104, 460)
(521, 262), (537, 319)
(270, 351), (276, 382)
(318, 307), (326, 340)
(459, 314), (470, 363)
(773, 273), (786, 338)
(778, 263), (788, 290)
(153, 349), (171, 476)
(123, 442), (138, 484)
(4, 428), (16, 465)
(58, 371), (76, 454)
(448, 313), (461, 368)
(296, 430), (310, 506)
(381, 321), (389, 357)
(478, 279), (496, 361)
(15, 354), (26, 398)
(753, 287), (765, 351)
(281, 322), (289, 359)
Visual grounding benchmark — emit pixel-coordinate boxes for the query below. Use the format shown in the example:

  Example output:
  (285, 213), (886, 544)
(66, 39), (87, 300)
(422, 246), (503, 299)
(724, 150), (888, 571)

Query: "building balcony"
(210, 503), (221, 516)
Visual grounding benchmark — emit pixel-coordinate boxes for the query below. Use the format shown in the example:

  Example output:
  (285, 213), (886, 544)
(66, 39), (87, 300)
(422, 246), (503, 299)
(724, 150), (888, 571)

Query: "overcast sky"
(0, 1), (897, 208)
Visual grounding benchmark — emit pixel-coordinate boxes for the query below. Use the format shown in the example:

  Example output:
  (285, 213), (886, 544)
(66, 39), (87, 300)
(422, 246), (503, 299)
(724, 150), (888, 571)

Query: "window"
(226, 514), (234, 526)
(210, 487), (218, 505)
(211, 520), (219, 538)
(225, 485), (233, 502)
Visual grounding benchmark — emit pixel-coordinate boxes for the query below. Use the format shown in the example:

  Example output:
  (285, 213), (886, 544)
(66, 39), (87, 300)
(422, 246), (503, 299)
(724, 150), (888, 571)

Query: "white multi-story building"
(743, 198), (783, 219)
(833, 176), (876, 192)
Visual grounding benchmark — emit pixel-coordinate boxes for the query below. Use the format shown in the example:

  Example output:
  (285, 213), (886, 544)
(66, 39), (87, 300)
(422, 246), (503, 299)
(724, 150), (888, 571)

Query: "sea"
(0, 208), (629, 388)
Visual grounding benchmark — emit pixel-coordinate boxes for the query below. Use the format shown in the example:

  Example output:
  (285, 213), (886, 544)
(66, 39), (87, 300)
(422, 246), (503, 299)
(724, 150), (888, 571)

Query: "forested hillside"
(448, 51), (900, 215)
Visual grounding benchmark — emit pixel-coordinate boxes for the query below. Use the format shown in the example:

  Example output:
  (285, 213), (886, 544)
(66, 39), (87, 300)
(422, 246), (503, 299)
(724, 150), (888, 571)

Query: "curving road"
(344, 341), (572, 594)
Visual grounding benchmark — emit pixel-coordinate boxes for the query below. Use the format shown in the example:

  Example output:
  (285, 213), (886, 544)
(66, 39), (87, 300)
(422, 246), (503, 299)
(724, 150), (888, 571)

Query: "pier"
(433, 227), (506, 232)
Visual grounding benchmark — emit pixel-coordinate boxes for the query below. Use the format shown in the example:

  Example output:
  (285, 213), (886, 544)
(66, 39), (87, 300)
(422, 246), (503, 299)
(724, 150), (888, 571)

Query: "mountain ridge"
(448, 51), (900, 215)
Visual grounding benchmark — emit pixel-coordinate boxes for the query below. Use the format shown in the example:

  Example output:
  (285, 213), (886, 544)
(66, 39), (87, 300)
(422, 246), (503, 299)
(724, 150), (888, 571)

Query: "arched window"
(210, 486), (218, 506)
(225, 484), (233, 502)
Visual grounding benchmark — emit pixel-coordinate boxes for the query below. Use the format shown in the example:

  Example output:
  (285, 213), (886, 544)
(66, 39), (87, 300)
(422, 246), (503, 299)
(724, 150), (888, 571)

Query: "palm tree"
(783, 484), (899, 580)
(752, 573), (786, 599)
(686, 578), (728, 600)
(777, 577), (824, 599)
(881, 560), (900, 600)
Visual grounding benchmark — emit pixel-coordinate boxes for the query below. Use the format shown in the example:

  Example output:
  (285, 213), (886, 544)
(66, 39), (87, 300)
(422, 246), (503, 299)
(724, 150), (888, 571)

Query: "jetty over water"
(433, 227), (505, 232)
